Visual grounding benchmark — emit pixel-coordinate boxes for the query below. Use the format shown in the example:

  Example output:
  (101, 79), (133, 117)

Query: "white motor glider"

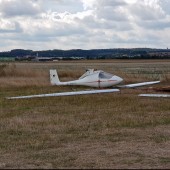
(50, 69), (123, 88)
(7, 69), (161, 99)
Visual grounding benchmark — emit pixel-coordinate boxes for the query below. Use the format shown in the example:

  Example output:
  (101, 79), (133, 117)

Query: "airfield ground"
(0, 60), (170, 169)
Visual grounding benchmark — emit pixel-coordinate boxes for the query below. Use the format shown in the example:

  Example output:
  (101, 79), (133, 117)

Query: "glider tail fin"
(50, 69), (61, 85)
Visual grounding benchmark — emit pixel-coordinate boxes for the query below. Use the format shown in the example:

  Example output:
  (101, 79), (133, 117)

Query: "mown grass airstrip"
(0, 60), (170, 169)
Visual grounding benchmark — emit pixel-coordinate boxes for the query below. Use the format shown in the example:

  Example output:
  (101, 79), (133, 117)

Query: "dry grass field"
(0, 60), (170, 169)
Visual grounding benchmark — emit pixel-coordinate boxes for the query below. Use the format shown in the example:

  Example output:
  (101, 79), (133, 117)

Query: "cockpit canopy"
(99, 72), (113, 79)
(79, 69), (114, 80)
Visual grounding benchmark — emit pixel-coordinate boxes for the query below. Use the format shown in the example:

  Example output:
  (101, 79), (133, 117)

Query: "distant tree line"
(0, 48), (170, 59)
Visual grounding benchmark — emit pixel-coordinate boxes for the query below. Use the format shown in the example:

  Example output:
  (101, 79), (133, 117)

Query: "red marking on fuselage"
(85, 80), (117, 84)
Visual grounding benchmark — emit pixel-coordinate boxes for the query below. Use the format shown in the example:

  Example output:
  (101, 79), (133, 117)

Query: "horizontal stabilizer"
(139, 94), (170, 98)
(118, 81), (160, 88)
(7, 89), (120, 100)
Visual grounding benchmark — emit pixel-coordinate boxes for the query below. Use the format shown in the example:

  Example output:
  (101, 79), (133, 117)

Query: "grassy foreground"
(0, 60), (170, 169)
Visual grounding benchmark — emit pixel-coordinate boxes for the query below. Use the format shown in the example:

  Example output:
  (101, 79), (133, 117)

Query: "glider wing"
(118, 81), (160, 88)
(7, 89), (120, 99)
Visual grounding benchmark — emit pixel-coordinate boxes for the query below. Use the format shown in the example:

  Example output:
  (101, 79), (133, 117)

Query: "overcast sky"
(0, 0), (170, 51)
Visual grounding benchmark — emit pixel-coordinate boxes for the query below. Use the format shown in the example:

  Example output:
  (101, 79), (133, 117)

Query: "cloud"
(129, 0), (165, 21)
(0, 0), (170, 51)
(38, 0), (83, 13)
(81, 0), (126, 10)
(0, 0), (41, 17)
(0, 19), (22, 33)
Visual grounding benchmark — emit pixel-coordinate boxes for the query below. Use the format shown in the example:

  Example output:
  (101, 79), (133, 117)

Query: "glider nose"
(115, 76), (123, 83)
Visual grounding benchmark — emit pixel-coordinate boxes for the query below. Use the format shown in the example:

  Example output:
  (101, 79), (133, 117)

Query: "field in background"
(0, 60), (170, 169)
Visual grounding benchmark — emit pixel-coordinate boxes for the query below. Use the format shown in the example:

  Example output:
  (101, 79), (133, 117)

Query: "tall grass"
(0, 63), (49, 87)
(0, 61), (169, 87)
(0, 63), (47, 77)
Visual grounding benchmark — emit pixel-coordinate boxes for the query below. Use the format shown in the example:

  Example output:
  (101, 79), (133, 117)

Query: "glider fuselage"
(51, 69), (123, 88)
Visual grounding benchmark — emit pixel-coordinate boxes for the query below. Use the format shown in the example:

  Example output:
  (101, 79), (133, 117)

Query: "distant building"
(31, 57), (53, 62)
(148, 52), (170, 58)
(15, 55), (53, 62)
(15, 55), (35, 61)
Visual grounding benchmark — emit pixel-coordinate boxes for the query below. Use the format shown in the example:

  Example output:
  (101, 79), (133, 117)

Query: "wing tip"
(139, 94), (170, 98)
